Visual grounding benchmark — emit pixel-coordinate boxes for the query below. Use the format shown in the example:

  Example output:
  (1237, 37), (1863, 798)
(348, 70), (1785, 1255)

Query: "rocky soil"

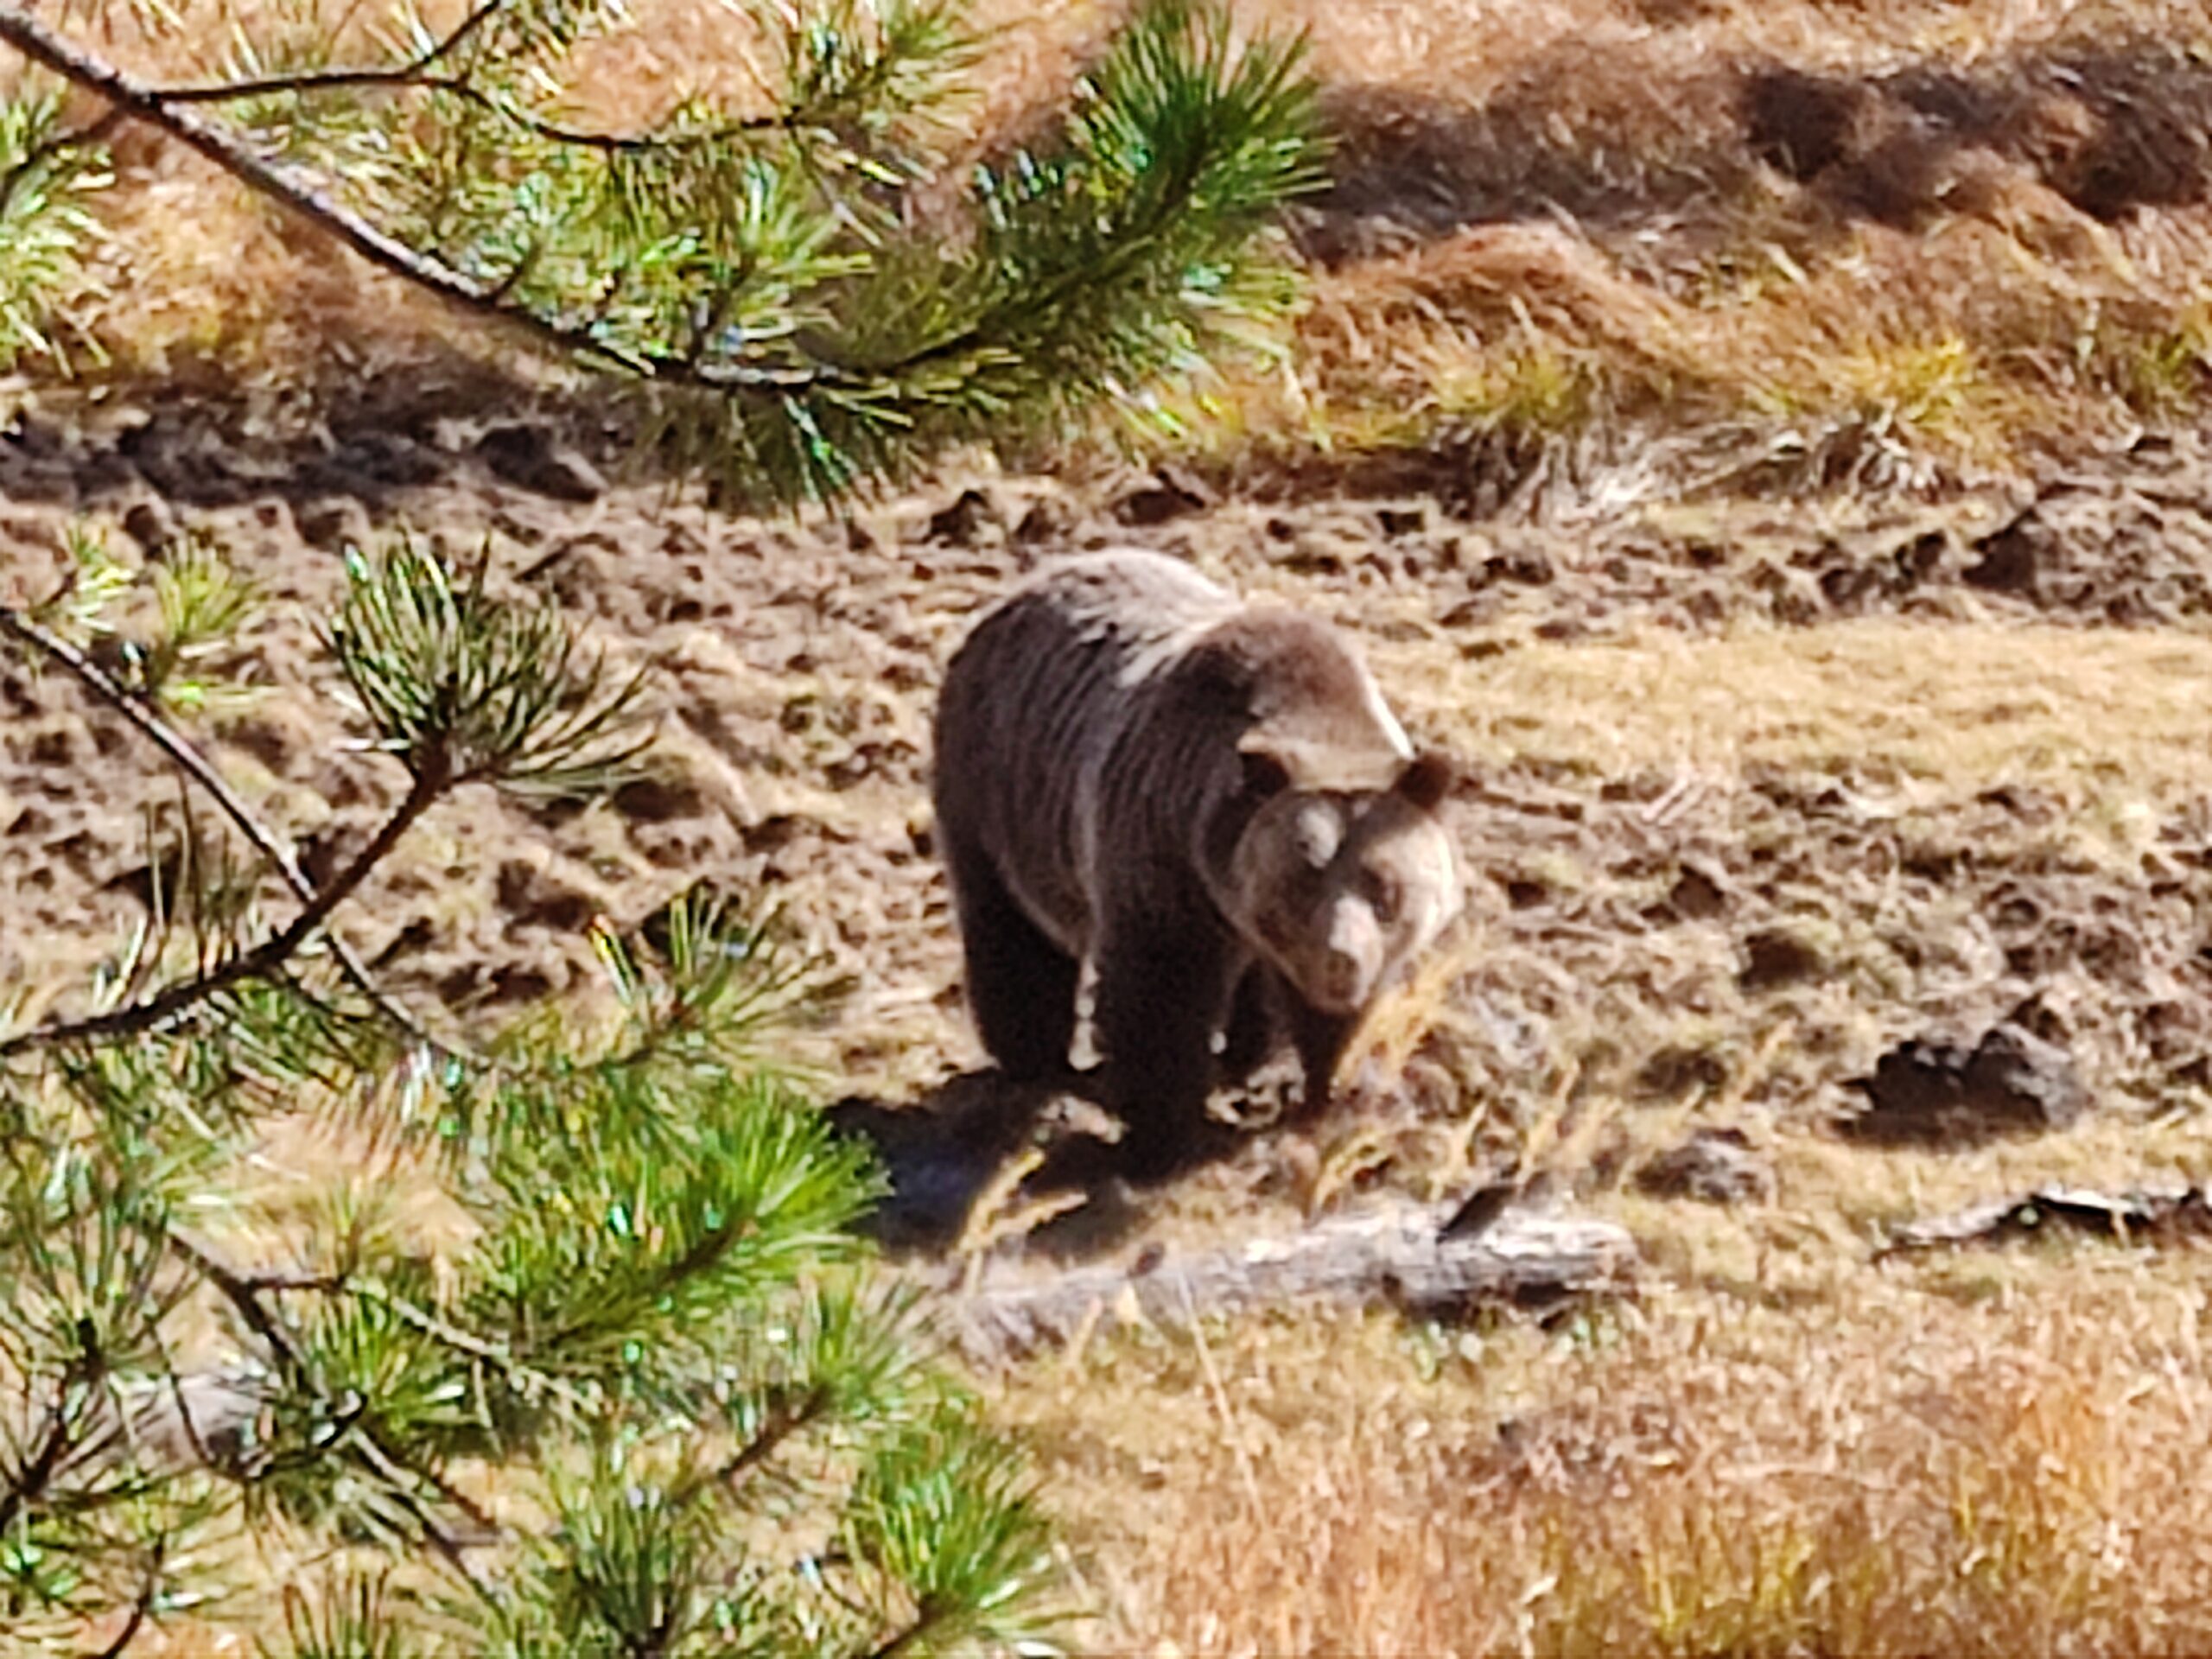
(10, 385), (2212, 1241)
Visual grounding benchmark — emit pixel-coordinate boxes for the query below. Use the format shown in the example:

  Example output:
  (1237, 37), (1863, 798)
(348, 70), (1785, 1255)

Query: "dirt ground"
(16, 0), (2212, 1646)
(12, 392), (2212, 1160)
(16, 388), (2212, 1649)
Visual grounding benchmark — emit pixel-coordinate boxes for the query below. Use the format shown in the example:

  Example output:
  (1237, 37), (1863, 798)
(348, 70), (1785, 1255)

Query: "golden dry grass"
(992, 1100), (2212, 1655)
(1421, 620), (2212, 799)
(1003, 1228), (2212, 1656)
(16, 0), (2212, 1652)
(10, 0), (2212, 480)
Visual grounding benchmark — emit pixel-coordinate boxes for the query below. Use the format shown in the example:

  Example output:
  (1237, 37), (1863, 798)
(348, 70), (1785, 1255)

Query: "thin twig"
(92, 1541), (165, 1659)
(409, 0), (510, 73)
(349, 1428), (503, 1542)
(348, 1433), (501, 1592)
(165, 1230), (312, 1378)
(156, 63), (798, 155)
(0, 603), (443, 1057)
(0, 753), (448, 1056)
(0, 3), (843, 396)
(349, 1281), (520, 1370)
(238, 1268), (352, 1294)
(0, 1320), (104, 1532)
(671, 1383), (830, 1510)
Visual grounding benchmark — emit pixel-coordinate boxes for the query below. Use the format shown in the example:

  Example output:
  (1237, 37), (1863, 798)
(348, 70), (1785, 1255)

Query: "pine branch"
(0, 5), (1275, 1643)
(0, 103), (116, 218)
(0, 601), (442, 1058)
(91, 1541), (164, 1659)
(0, 0), (1324, 503)
(0, 3), (823, 390)
(168, 1230), (505, 1561)
(0, 754), (448, 1056)
(0, 1319), (104, 1532)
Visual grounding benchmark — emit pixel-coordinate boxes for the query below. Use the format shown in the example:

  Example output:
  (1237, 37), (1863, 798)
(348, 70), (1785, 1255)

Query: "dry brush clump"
(1003, 1241), (2212, 1656)
(15, 0), (2212, 487)
(1180, 0), (2212, 492)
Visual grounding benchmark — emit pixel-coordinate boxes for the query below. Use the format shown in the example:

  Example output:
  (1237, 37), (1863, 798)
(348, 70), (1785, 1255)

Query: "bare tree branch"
(0, 753), (448, 1056)
(0, 3), (836, 395)
(154, 64), (796, 156)
(0, 602), (445, 1058)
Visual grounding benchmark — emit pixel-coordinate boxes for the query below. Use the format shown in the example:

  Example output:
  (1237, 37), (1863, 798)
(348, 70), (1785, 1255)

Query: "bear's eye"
(1363, 870), (1403, 922)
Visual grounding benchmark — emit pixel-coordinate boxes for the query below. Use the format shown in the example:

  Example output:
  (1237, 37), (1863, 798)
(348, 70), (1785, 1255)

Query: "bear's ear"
(1394, 749), (1456, 810)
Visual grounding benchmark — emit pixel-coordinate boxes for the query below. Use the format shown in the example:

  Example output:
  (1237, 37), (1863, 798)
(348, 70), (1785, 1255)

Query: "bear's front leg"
(1091, 924), (1235, 1185)
(1214, 959), (1280, 1088)
(1281, 997), (1360, 1124)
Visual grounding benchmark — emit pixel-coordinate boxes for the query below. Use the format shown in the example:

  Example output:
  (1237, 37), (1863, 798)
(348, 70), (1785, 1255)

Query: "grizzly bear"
(931, 549), (1464, 1184)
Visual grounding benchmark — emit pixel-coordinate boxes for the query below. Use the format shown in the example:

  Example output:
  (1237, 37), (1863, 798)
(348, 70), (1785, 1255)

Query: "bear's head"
(1216, 749), (1465, 1017)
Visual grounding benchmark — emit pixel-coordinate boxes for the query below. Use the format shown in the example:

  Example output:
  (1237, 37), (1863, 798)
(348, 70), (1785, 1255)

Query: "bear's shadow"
(824, 1067), (1281, 1262)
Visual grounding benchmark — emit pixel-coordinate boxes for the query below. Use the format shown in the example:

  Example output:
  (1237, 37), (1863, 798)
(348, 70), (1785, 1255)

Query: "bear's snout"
(1312, 897), (1385, 1012)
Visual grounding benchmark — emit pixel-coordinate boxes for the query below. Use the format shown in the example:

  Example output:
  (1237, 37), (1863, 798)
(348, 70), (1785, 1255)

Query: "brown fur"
(931, 550), (1464, 1184)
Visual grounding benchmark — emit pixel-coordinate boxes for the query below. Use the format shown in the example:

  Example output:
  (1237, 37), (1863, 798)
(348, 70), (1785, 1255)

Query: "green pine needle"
(324, 536), (653, 795)
(0, 75), (108, 369)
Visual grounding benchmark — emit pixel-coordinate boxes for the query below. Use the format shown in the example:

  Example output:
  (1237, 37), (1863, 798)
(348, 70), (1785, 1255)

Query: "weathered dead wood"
(938, 1203), (1638, 1368)
(1876, 1179), (2212, 1258)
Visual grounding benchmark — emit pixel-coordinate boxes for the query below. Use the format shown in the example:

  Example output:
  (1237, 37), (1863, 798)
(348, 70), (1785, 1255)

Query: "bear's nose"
(1320, 903), (1382, 1009)
(1320, 950), (1368, 1007)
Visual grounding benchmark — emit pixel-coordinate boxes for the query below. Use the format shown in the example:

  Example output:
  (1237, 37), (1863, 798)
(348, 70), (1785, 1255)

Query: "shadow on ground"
(0, 351), (675, 518)
(825, 1067), (1285, 1262)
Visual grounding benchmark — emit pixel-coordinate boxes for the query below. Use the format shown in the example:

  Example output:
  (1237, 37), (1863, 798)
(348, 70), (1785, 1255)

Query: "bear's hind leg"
(1093, 925), (1231, 1185)
(945, 838), (1081, 1081)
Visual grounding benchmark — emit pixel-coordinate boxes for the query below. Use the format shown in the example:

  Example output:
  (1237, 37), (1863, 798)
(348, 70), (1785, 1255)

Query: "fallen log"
(938, 1201), (1639, 1369)
(1877, 1179), (2212, 1258)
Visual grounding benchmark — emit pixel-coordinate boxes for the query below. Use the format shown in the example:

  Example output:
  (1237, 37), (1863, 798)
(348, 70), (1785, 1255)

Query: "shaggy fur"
(931, 550), (1463, 1183)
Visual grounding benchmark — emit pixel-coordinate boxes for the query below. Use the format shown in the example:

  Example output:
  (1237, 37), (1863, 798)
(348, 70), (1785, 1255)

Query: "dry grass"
(11, 0), (2212, 482)
(996, 1102), (2212, 1656)
(1002, 1227), (2212, 1656)
(1187, 0), (2212, 481)
(1418, 619), (2212, 798)
(18, 0), (2212, 1652)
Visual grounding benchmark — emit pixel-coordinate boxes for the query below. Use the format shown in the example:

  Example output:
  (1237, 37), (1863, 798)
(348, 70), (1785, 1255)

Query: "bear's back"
(933, 552), (1243, 944)
(934, 549), (1427, 957)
